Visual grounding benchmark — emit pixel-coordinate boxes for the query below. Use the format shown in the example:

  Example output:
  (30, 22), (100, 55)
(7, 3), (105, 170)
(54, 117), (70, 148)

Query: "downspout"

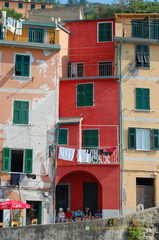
(119, 41), (124, 215)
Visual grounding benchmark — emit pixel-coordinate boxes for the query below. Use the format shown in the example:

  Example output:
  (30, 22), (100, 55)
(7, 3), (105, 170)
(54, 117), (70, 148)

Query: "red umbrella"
(0, 200), (31, 226)
(0, 200), (31, 210)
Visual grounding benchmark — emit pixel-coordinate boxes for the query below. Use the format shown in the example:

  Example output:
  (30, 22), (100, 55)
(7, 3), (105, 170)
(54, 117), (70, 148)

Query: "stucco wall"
(1, 207), (159, 240)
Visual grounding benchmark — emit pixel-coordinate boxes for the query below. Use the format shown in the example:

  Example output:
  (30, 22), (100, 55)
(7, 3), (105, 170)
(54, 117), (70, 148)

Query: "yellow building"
(115, 13), (159, 214)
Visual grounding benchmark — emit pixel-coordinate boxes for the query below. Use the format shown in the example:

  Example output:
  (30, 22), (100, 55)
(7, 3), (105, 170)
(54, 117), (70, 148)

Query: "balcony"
(57, 146), (119, 164)
(0, 21), (60, 51)
(61, 62), (118, 80)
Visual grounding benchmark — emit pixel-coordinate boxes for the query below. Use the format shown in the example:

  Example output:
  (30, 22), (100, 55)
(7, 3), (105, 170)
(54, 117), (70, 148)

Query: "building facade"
(56, 18), (120, 218)
(0, 18), (69, 226)
(115, 13), (159, 214)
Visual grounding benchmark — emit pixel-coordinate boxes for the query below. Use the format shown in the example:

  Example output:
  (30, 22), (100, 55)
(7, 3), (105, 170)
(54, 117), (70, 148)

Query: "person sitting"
(82, 207), (92, 220)
(75, 208), (83, 221)
(65, 207), (73, 222)
(94, 208), (102, 219)
(57, 208), (66, 223)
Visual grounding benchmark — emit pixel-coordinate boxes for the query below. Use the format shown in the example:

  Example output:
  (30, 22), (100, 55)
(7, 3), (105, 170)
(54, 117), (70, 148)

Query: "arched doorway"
(56, 170), (102, 216)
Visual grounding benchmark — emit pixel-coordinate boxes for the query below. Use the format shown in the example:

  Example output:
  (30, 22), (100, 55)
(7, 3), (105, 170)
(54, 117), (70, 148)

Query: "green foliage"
(0, 8), (22, 20)
(108, 217), (119, 227)
(127, 218), (144, 240)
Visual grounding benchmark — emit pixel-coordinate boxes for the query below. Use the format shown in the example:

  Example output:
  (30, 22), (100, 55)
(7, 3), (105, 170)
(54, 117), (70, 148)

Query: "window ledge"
(125, 108), (154, 112)
(12, 124), (32, 126)
(12, 76), (33, 81)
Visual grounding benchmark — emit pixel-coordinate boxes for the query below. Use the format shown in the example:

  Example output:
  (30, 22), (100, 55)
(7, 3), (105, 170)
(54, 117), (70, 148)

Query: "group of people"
(57, 207), (102, 223)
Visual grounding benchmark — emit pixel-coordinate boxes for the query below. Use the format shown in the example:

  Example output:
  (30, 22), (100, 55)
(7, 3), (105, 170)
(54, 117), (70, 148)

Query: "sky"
(60, 0), (113, 4)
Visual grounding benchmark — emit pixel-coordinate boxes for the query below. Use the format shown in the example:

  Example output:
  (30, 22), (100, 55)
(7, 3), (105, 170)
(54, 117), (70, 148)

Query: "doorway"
(136, 178), (154, 209)
(56, 184), (70, 213)
(83, 182), (98, 215)
(26, 201), (42, 225)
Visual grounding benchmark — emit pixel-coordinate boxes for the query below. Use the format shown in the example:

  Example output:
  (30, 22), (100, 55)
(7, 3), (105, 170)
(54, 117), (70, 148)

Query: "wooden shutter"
(58, 129), (68, 145)
(128, 128), (136, 149)
(25, 149), (33, 173)
(23, 56), (30, 76)
(13, 101), (29, 124)
(98, 23), (112, 42)
(13, 101), (21, 123)
(21, 101), (29, 124)
(82, 130), (98, 148)
(152, 129), (159, 150)
(143, 88), (150, 110)
(77, 84), (85, 107)
(136, 88), (150, 110)
(85, 83), (93, 106)
(2, 148), (10, 172)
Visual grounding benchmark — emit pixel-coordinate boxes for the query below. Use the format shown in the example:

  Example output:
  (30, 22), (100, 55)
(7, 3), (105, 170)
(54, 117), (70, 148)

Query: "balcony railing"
(0, 27), (57, 44)
(57, 146), (119, 164)
(63, 62), (116, 79)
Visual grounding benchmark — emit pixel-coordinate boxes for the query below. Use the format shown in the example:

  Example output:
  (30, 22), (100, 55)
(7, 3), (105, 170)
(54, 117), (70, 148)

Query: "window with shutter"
(2, 148), (10, 172)
(136, 88), (150, 110)
(13, 100), (29, 124)
(136, 45), (150, 68)
(58, 129), (68, 145)
(128, 128), (136, 149)
(82, 129), (98, 148)
(152, 129), (159, 150)
(15, 54), (30, 77)
(98, 22), (112, 42)
(77, 83), (93, 107)
(29, 28), (44, 43)
(25, 149), (33, 173)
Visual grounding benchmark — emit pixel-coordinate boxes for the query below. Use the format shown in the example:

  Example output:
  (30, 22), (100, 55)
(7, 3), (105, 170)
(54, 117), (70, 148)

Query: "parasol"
(0, 200), (31, 226)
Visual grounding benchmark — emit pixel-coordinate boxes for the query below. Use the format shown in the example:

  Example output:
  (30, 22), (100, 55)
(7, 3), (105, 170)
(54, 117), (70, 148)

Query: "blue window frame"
(29, 28), (44, 43)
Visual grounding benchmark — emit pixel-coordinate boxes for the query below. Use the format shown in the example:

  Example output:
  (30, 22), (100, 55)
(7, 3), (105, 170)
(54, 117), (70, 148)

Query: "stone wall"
(1, 207), (159, 240)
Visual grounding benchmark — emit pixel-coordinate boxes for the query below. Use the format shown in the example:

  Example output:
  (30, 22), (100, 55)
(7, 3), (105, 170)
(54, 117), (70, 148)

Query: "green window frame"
(41, 4), (45, 9)
(18, 3), (23, 8)
(82, 129), (98, 148)
(136, 45), (150, 68)
(13, 100), (29, 124)
(128, 128), (136, 149)
(136, 88), (150, 110)
(15, 54), (30, 77)
(31, 4), (35, 9)
(77, 83), (93, 107)
(2, 148), (33, 173)
(98, 22), (112, 42)
(5, 2), (9, 8)
(58, 129), (68, 145)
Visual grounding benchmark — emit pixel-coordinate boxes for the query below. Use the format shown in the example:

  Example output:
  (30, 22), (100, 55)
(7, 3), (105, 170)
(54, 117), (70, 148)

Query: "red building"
(56, 18), (120, 218)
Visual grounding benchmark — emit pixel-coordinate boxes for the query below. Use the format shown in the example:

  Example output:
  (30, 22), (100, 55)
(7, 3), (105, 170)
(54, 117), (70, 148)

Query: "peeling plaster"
(43, 50), (54, 56)
(36, 60), (48, 78)
(50, 59), (54, 65)
(25, 51), (34, 63)
(40, 84), (49, 91)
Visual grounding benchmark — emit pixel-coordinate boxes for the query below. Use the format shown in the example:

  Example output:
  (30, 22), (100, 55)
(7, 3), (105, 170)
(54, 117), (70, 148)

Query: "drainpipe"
(119, 41), (124, 215)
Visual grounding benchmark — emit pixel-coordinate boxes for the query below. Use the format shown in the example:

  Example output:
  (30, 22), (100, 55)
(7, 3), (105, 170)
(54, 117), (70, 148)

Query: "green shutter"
(13, 101), (29, 124)
(98, 22), (112, 42)
(15, 55), (30, 77)
(77, 84), (85, 107)
(58, 129), (68, 145)
(25, 149), (33, 173)
(82, 130), (98, 148)
(128, 128), (136, 149)
(136, 88), (150, 110)
(77, 83), (93, 107)
(152, 129), (159, 150)
(2, 148), (10, 172)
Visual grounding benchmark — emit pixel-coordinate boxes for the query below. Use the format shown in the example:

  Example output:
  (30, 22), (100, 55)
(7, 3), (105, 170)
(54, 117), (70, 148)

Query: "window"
(98, 22), (112, 42)
(77, 83), (93, 107)
(29, 28), (44, 43)
(2, 148), (33, 173)
(128, 128), (159, 150)
(99, 62), (112, 76)
(18, 3), (23, 8)
(58, 129), (68, 145)
(4, 2), (9, 8)
(132, 19), (149, 38)
(15, 54), (30, 77)
(136, 88), (150, 110)
(136, 45), (149, 68)
(41, 4), (45, 9)
(82, 129), (98, 148)
(68, 63), (84, 78)
(13, 100), (29, 124)
(31, 4), (35, 9)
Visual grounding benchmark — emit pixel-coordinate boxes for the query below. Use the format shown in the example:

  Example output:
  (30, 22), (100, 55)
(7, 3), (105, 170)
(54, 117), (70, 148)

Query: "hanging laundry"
(26, 174), (36, 179)
(1, 11), (6, 33)
(16, 19), (22, 35)
(10, 173), (20, 186)
(58, 147), (75, 161)
(105, 146), (117, 156)
(6, 17), (15, 33)
(19, 173), (25, 181)
(77, 149), (91, 163)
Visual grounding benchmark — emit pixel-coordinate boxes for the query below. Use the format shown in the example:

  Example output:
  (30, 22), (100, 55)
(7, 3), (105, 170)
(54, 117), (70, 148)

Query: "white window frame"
(136, 129), (150, 151)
